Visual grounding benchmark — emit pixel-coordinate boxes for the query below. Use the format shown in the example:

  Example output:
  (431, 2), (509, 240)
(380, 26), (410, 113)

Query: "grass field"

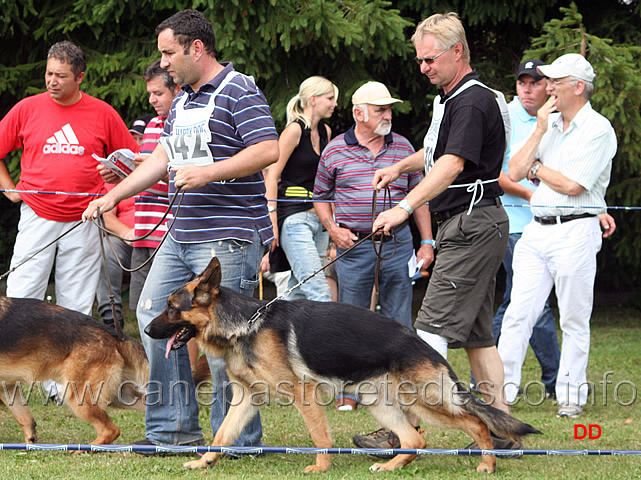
(1, 294), (640, 479)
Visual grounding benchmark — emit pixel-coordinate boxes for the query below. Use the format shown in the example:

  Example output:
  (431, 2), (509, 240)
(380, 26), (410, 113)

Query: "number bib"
(163, 70), (239, 168)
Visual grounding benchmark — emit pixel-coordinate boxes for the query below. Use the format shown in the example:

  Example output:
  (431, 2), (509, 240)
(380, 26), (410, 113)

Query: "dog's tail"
(458, 386), (542, 441)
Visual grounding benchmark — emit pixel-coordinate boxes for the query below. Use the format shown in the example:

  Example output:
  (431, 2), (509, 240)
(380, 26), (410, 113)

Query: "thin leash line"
(3, 188), (641, 210)
(248, 227), (385, 324)
(0, 221), (83, 281)
(0, 189), (185, 281)
(250, 188), (396, 324)
(92, 188), (186, 274)
(0, 188), (168, 199)
(2, 443), (641, 456)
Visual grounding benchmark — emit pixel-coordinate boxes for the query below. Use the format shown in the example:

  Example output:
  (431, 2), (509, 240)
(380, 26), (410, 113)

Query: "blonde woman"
(265, 76), (338, 301)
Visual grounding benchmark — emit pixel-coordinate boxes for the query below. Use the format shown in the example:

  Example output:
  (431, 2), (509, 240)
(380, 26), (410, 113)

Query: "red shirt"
(0, 92), (138, 221)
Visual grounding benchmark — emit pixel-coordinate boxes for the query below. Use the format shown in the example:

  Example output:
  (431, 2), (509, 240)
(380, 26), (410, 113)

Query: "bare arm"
(509, 96), (556, 182)
(83, 143), (170, 221)
(103, 209), (135, 242)
(0, 160), (20, 203)
(498, 171), (533, 202)
(528, 161), (584, 196)
(373, 154), (465, 234)
(264, 124), (302, 247)
(314, 200), (357, 249)
(412, 203), (435, 270)
(372, 148), (425, 191)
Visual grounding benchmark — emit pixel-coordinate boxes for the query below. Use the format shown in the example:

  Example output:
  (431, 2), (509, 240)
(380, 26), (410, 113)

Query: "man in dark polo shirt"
(371, 12), (513, 450)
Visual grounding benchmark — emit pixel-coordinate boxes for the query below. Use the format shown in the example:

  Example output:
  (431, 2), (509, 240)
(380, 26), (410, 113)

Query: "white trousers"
(498, 217), (602, 406)
(6, 202), (101, 315)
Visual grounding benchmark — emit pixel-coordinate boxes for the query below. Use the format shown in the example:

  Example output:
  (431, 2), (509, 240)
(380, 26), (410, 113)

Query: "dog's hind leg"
(366, 403), (426, 472)
(0, 386), (37, 443)
(184, 380), (258, 470)
(293, 380), (333, 473)
(414, 405), (496, 473)
(65, 394), (121, 445)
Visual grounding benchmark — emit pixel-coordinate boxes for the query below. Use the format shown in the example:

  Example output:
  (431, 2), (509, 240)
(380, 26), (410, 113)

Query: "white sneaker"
(557, 405), (583, 418)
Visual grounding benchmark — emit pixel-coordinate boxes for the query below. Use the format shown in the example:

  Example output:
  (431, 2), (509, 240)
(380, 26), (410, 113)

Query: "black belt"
(347, 219), (408, 243)
(432, 197), (502, 225)
(534, 213), (595, 225)
(353, 230), (393, 242)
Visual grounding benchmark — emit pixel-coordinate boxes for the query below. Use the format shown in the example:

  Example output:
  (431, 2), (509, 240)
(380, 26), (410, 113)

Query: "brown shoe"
(336, 397), (358, 411)
(353, 429), (400, 459)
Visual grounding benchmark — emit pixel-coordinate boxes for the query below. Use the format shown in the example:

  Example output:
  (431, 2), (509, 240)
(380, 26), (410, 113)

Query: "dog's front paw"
(183, 453), (218, 470)
(476, 460), (496, 473)
(369, 462), (390, 472)
(303, 464), (329, 473)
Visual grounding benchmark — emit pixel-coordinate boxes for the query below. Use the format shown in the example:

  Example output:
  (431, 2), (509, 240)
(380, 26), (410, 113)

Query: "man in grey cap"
(314, 81), (434, 412)
(499, 53), (617, 418)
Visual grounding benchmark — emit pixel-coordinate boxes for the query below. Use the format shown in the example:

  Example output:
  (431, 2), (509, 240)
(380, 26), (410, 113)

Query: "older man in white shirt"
(499, 53), (617, 418)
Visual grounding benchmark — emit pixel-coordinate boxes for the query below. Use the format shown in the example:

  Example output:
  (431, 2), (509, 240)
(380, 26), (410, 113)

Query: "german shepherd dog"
(145, 257), (541, 473)
(0, 297), (148, 445)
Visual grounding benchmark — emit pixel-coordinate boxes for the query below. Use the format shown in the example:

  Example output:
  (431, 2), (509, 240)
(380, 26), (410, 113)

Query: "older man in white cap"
(314, 81), (434, 413)
(499, 53), (617, 418)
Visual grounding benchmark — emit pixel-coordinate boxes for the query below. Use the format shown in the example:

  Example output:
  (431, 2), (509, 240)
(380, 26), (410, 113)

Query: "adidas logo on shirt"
(42, 123), (85, 155)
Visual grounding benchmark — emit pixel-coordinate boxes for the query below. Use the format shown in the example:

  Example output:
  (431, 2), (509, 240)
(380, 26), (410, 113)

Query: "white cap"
(352, 81), (403, 105)
(537, 53), (595, 82)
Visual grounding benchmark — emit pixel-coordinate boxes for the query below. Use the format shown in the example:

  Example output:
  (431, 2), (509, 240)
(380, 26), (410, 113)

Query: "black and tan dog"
(0, 297), (148, 445)
(145, 257), (541, 474)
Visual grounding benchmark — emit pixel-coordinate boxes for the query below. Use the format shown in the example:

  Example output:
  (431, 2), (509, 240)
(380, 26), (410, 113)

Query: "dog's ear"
(194, 257), (222, 306)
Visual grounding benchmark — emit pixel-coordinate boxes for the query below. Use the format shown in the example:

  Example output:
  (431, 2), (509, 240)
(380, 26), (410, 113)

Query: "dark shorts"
(415, 203), (508, 348)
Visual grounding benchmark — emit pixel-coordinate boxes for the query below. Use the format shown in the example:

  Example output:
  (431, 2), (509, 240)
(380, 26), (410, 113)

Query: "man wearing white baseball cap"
(313, 81), (434, 414)
(499, 53), (617, 418)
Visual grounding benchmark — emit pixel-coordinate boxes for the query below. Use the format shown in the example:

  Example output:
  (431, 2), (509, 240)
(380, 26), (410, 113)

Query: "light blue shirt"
(503, 98), (537, 233)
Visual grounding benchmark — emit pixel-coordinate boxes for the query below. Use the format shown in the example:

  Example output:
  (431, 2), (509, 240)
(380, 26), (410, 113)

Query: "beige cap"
(351, 81), (403, 105)
(537, 53), (595, 82)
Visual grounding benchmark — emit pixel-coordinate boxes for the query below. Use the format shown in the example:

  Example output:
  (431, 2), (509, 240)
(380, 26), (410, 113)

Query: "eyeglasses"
(546, 78), (575, 86)
(414, 44), (454, 66)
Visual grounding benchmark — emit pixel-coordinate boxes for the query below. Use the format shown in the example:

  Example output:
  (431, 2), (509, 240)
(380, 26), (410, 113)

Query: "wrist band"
(268, 205), (276, 213)
(398, 199), (414, 215)
(421, 239), (435, 248)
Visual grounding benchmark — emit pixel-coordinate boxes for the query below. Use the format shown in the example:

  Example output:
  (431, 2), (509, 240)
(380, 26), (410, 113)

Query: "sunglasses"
(414, 44), (454, 66)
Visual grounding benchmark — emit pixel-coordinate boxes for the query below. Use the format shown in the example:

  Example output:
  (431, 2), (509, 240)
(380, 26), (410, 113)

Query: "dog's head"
(144, 257), (222, 358)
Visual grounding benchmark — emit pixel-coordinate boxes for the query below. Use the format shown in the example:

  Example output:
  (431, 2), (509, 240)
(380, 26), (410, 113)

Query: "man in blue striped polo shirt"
(314, 81), (435, 413)
(84, 9), (279, 450)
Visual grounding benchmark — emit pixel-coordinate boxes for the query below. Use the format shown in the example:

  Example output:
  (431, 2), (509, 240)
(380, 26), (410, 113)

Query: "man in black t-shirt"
(364, 12), (513, 452)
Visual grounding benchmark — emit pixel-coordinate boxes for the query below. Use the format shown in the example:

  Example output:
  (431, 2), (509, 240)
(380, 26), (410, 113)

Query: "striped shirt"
(163, 63), (278, 244)
(133, 115), (170, 248)
(313, 126), (421, 231)
(531, 102), (617, 217)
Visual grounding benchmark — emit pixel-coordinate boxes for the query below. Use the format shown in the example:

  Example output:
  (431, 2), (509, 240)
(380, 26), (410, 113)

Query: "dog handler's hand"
(373, 206), (410, 235)
(82, 195), (117, 222)
(372, 164), (401, 192)
(172, 165), (211, 190)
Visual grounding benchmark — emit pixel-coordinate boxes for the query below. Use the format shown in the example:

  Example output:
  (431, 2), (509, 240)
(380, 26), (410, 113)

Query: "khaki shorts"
(415, 204), (508, 348)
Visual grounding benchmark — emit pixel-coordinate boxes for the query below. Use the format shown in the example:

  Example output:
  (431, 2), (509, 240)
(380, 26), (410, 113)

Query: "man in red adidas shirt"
(0, 41), (138, 315)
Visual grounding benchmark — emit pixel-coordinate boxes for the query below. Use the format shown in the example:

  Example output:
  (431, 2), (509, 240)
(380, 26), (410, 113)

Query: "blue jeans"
(280, 210), (330, 301)
(335, 225), (414, 403)
(493, 232), (560, 392)
(137, 232), (264, 446)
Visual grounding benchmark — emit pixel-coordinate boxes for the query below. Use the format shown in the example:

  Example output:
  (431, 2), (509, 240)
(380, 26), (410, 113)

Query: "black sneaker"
(464, 432), (523, 459)
(353, 428), (400, 459)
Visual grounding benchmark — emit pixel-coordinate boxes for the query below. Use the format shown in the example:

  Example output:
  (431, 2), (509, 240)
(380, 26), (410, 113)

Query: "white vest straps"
(423, 79), (510, 215)
(161, 70), (241, 169)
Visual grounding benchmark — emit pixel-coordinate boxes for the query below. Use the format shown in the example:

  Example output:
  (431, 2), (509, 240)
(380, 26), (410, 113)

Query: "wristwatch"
(530, 162), (542, 179)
